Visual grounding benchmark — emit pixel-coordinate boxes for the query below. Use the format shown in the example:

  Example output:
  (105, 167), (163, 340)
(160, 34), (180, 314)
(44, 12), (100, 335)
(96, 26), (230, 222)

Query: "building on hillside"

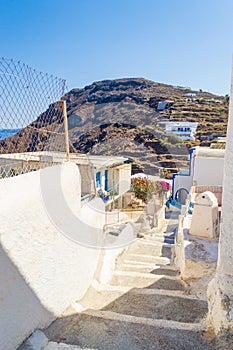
(210, 137), (226, 149)
(157, 100), (174, 111)
(172, 146), (225, 204)
(0, 152), (132, 210)
(164, 121), (198, 141)
(183, 92), (196, 97)
(173, 85), (191, 90)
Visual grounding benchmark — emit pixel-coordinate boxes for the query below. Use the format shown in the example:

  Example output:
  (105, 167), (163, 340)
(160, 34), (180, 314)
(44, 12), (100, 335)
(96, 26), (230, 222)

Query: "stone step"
(119, 260), (179, 274)
(72, 284), (203, 312)
(94, 284), (188, 297)
(123, 286), (203, 300)
(123, 253), (171, 265)
(113, 270), (173, 278)
(101, 292), (208, 323)
(125, 245), (165, 258)
(118, 262), (168, 273)
(44, 310), (209, 350)
(82, 309), (206, 330)
(110, 269), (185, 289)
(72, 286), (125, 311)
(74, 285), (207, 318)
(110, 272), (186, 290)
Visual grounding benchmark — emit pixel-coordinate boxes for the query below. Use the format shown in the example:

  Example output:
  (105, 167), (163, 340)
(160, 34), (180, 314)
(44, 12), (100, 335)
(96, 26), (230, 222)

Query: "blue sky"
(0, 0), (233, 95)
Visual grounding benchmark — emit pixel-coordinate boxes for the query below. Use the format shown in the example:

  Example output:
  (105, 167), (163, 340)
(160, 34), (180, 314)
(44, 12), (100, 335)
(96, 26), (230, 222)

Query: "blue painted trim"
(171, 147), (196, 199)
(171, 199), (182, 209)
(171, 173), (177, 199)
(104, 169), (108, 191)
(96, 171), (101, 188)
(175, 187), (189, 203)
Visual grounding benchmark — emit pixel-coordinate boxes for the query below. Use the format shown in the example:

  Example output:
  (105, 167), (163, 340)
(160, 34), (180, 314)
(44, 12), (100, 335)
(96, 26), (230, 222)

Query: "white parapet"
(0, 163), (106, 350)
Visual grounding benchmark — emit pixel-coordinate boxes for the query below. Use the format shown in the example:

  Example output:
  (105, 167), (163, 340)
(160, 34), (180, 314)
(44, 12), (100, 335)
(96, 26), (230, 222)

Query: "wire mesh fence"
(0, 57), (68, 178)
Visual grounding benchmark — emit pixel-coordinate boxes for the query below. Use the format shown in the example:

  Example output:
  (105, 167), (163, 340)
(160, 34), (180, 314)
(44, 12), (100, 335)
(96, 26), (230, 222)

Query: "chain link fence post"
(61, 99), (70, 161)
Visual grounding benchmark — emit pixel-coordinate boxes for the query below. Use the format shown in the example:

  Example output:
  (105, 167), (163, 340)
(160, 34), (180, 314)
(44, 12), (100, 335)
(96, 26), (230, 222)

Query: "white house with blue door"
(92, 156), (132, 208)
(172, 147), (225, 205)
(165, 122), (198, 141)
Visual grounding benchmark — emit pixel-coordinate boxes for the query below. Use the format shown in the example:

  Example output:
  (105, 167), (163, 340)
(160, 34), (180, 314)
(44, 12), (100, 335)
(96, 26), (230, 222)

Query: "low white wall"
(173, 174), (192, 199)
(174, 202), (218, 285)
(99, 223), (135, 284)
(0, 163), (105, 350)
(174, 214), (186, 276)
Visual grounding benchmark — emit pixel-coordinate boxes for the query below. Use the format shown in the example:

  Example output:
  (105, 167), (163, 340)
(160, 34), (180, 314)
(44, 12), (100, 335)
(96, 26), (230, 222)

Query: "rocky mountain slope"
(0, 78), (228, 176)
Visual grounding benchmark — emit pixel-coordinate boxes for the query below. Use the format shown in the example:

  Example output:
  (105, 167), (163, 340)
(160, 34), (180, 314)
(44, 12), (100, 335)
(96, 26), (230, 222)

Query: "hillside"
(0, 78), (229, 177)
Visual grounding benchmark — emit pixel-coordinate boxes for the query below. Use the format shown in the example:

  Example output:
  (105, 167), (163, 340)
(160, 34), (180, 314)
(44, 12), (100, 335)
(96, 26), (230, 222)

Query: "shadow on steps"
(145, 277), (186, 291)
(150, 267), (179, 277)
(101, 291), (208, 323)
(44, 312), (211, 350)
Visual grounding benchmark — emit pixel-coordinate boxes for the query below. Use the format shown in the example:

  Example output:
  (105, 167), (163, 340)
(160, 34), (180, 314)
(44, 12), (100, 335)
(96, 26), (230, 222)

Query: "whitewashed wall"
(207, 66), (233, 333)
(173, 174), (193, 199)
(193, 157), (224, 186)
(173, 151), (224, 200)
(0, 163), (105, 350)
(118, 164), (131, 196)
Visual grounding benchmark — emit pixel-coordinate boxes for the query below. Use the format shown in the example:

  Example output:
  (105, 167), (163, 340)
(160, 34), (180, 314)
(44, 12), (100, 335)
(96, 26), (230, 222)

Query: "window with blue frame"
(96, 171), (101, 188)
(104, 169), (108, 191)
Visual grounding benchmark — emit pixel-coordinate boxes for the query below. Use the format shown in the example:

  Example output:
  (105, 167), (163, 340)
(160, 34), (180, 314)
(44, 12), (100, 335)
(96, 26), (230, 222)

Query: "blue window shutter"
(96, 172), (101, 188)
(105, 170), (108, 191)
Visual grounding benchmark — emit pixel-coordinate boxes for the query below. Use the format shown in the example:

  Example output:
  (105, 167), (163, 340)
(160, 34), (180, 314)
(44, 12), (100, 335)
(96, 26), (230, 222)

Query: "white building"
(172, 146), (225, 204)
(183, 92), (196, 97)
(0, 151), (132, 210)
(165, 121), (198, 141)
(93, 156), (132, 210)
(0, 161), (135, 349)
(157, 100), (174, 111)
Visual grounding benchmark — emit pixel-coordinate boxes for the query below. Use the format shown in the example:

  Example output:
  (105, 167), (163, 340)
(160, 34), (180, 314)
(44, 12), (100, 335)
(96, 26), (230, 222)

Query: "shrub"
(131, 177), (170, 202)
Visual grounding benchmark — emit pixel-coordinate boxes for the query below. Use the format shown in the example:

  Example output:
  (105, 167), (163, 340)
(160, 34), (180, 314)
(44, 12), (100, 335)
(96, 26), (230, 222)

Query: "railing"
(96, 185), (120, 203)
(108, 185), (119, 198)
(81, 193), (95, 205)
(0, 57), (68, 179)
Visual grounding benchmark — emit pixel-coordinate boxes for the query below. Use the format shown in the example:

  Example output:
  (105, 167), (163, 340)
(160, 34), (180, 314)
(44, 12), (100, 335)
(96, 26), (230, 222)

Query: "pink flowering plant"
(131, 177), (170, 202)
(156, 180), (170, 195)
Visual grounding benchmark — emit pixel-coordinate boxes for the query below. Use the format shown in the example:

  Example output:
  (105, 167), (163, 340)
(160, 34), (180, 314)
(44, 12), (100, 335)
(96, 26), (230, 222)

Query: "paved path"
(42, 209), (217, 350)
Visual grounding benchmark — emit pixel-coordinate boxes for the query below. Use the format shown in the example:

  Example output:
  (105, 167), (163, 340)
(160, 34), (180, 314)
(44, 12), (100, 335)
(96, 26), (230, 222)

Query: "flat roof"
(0, 151), (129, 169)
(194, 147), (225, 158)
(88, 155), (129, 169)
(165, 121), (198, 127)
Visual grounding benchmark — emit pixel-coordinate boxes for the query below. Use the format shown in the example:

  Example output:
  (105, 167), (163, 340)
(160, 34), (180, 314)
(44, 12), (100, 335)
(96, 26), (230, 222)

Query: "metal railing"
(0, 57), (69, 178)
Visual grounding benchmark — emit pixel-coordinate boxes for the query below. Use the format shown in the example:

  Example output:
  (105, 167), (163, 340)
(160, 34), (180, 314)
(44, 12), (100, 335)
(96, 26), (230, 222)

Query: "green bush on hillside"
(162, 135), (184, 145)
